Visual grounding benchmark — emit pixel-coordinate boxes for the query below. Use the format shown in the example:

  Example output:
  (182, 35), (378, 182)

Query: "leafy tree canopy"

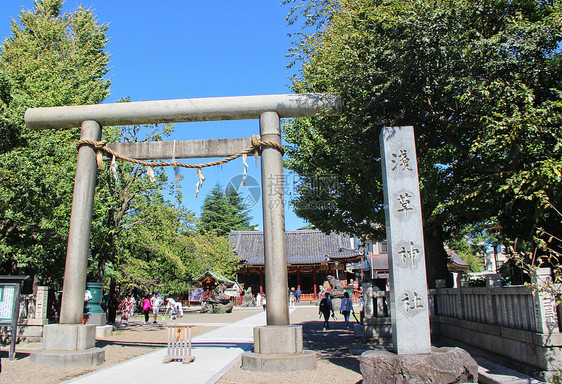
(283, 0), (562, 284)
(0, 0), (110, 283)
(0, 1), (240, 296)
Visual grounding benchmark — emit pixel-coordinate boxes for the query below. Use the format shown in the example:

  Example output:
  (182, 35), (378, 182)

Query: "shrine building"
(229, 230), (362, 300)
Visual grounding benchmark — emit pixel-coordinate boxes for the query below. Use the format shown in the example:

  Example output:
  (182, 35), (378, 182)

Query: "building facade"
(229, 230), (362, 299)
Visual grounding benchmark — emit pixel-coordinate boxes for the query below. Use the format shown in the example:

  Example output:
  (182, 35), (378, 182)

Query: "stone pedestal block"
(253, 325), (303, 354)
(331, 297), (342, 311)
(42, 324), (96, 350)
(360, 347), (478, 384)
(364, 317), (392, 344)
(241, 325), (316, 372)
(95, 325), (113, 338)
(30, 348), (105, 368)
(85, 312), (107, 326)
(26, 318), (49, 326)
(17, 324), (44, 342)
(241, 351), (316, 372)
(30, 324), (104, 367)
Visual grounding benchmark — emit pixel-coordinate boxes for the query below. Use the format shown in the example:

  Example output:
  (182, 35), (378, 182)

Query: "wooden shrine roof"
(228, 230), (362, 266)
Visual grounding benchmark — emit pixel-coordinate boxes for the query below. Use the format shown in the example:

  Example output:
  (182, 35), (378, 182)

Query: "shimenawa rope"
(76, 135), (284, 171)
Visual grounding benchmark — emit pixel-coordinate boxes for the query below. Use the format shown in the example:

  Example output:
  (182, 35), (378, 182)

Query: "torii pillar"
(239, 111), (316, 370)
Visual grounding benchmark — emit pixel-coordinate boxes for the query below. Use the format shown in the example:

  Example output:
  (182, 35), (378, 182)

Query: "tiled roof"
(229, 230), (362, 266)
(445, 247), (470, 272)
(193, 269), (237, 285)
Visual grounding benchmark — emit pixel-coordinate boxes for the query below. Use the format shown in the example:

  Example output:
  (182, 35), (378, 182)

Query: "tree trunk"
(107, 278), (118, 323)
(423, 223), (453, 288)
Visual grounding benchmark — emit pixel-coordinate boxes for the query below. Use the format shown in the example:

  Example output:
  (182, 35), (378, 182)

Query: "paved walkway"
(65, 310), (268, 384)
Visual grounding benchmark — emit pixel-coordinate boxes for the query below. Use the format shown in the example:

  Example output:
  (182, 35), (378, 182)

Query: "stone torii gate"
(25, 94), (473, 380)
(24, 93), (339, 369)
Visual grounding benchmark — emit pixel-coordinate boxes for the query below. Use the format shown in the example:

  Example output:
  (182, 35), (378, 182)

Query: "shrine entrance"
(24, 93), (339, 370)
(25, 95), (459, 377)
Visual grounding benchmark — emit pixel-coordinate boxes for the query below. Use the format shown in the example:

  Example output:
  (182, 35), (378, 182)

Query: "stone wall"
(429, 286), (562, 381)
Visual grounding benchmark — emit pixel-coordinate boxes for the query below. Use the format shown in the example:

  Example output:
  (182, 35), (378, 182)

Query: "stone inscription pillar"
(260, 111), (289, 326)
(533, 268), (560, 334)
(28, 286), (49, 326)
(380, 126), (431, 354)
(60, 120), (101, 324)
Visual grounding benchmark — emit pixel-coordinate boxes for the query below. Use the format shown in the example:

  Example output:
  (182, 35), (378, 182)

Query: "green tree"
(198, 184), (254, 236)
(446, 224), (488, 272)
(88, 119), (179, 284)
(283, 0), (562, 286)
(0, 0), (110, 285)
(185, 232), (240, 280)
(113, 197), (239, 296)
(113, 194), (196, 296)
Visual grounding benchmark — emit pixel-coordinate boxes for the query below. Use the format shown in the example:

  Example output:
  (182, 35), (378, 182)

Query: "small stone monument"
(18, 286), (48, 343)
(201, 283), (234, 314)
(326, 275), (345, 298)
(533, 268), (560, 334)
(326, 275), (345, 310)
(27, 286), (49, 326)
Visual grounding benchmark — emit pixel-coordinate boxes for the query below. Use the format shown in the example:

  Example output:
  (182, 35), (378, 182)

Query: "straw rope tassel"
(195, 168), (205, 197)
(241, 154), (248, 187)
(146, 166), (156, 182)
(110, 155), (118, 181)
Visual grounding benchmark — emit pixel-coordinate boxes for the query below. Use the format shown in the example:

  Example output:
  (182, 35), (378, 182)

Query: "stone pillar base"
(360, 347), (478, 384)
(95, 325), (113, 338)
(241, 350), (316, 372)
(30, 324), (105, 367)
(241, 325), (316, 372)
(30, 348), (105, 368)
(25, 318), (49, 326)
(85, 312), (107, 326)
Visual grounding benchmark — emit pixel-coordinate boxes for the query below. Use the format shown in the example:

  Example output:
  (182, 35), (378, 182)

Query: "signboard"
(188, 288), (204, 303)
(0, 276), (29, 361)
(0, 284), (16, 323)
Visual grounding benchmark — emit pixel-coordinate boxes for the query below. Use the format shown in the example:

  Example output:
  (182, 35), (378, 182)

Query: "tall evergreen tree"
(198, 184), (254, 236)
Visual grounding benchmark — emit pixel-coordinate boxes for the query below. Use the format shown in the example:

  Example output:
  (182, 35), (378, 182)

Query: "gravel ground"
(0, 306), (363, 384)
(218, 306), (363, 384)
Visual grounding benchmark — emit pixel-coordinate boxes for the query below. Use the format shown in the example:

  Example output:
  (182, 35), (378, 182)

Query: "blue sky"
(0, 0), (310, 230)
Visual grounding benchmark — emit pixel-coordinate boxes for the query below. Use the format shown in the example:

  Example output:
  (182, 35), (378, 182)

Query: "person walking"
(142, 294), (151, 324)
(289, 289), (296, 309)
(117, 296), (132, 325)
(340, 291), (355, 329)
(150, 292), (163, 324)
(130, 296), (137, 316)
(256, 292), (262, 307)
(319, 292), (334, 330)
